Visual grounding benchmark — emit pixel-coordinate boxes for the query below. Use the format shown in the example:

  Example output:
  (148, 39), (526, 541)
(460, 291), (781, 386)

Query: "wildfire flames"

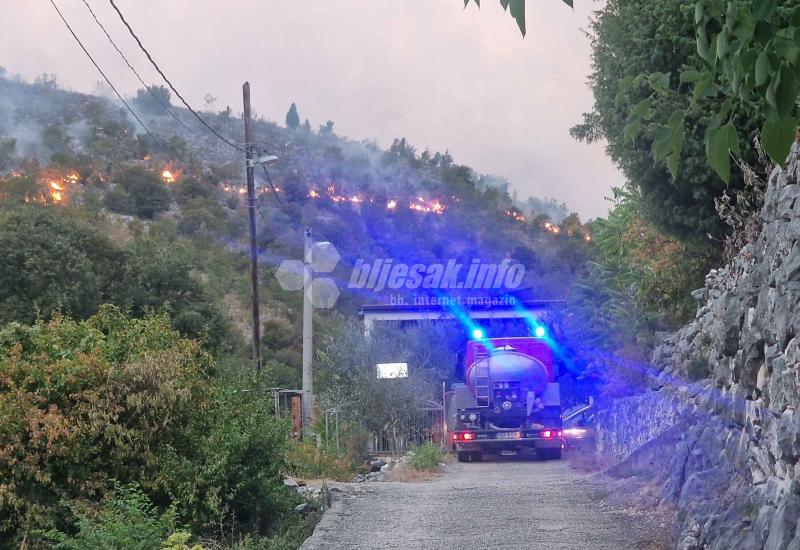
(15, 170), (81, 205)
(161, 170), (176, 184)
(49, 180), (64, 202)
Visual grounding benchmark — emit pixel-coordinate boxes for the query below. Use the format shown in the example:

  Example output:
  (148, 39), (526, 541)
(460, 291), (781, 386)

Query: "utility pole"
(243, 82), (261, 371)
(302, 227), (314, 437)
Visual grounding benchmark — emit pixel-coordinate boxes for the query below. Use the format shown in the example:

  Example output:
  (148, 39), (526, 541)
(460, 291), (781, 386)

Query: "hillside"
(0, 73), (592, 382)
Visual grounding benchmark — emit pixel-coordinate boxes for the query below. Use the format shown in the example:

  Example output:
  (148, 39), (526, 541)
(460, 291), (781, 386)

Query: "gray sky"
(1, 1), (621, 219)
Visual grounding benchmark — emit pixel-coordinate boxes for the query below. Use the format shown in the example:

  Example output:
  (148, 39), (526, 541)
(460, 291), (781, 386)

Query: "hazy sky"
(1, 1), (621, 219)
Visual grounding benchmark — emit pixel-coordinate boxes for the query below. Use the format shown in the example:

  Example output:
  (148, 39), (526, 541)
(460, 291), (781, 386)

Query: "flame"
(386, 199), (397, 210)
(309, 190), (320, 198)
(161, 170), (175, 184)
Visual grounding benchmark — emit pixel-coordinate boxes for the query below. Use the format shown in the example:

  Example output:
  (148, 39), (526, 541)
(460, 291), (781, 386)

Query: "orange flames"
(161, 169), (176, 184)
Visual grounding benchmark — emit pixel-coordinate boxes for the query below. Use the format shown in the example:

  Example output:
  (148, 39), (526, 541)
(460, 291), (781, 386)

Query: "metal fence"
(321, 398), (446, 456)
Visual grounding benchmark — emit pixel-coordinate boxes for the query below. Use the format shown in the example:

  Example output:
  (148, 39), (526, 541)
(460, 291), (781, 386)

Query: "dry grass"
(387, 466), (442, 483)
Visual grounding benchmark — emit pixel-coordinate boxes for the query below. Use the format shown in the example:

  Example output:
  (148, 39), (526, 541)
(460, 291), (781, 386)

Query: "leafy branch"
(463, 0), (574, 37)
(625, 0), (800, 183)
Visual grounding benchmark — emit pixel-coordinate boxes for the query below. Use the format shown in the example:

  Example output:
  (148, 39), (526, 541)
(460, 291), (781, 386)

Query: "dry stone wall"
(595, 144), (800, 549)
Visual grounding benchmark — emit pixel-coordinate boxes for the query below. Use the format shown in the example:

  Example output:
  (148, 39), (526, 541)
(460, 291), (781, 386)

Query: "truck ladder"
(473, 347), (491, 407)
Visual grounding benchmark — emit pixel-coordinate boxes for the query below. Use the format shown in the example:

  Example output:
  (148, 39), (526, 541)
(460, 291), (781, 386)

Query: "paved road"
(301, 458), (659, 550)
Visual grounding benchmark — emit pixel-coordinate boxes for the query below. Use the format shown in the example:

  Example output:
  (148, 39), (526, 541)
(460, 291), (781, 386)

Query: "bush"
(409, 443), (444, 472)
(45, 484), (197, 550)
(0, 308), (290, 546)
(0, 307), (212, 546)
(105, 166), (171, 219)
(285, 441), (357, 482)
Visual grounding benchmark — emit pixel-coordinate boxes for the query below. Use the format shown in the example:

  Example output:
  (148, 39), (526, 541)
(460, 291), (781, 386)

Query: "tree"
(302, 118), (312, 132)
(133, 85), (171, 113)
(0, 207), (128, 325)
(105, 166), (171, 219)
(319, 120), (335, 137)
(570, 0), (762, 245)
(285, 102), (301, 129)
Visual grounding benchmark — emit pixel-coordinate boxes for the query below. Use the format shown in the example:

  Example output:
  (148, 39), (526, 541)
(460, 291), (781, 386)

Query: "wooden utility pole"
(243, 82), (261, 371)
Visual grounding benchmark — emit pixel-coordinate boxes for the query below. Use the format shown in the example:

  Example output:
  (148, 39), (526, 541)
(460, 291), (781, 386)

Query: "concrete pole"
(302, 227), (314, 438)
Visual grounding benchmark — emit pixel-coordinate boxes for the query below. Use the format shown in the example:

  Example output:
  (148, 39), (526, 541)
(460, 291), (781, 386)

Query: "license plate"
(496, 431), (521, 440)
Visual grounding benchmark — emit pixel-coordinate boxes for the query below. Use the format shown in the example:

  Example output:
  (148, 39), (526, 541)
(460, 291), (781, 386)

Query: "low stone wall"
(595, 387), (692, 463)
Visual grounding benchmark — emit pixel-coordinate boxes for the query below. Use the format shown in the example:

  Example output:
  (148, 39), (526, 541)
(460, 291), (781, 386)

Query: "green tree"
(0, 207), (127, 325)
(105, 166), (171, 219)
(285, 102), (300, 129)
(570, 0), (762, 244)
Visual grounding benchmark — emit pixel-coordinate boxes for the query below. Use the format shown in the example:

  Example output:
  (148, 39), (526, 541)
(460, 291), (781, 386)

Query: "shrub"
(410, 443), (444, 472)
(285, 441), (357, 482)
(0, 307), (213, 546)
(44, 484), (197, 550)
(105, 166), (170, 219)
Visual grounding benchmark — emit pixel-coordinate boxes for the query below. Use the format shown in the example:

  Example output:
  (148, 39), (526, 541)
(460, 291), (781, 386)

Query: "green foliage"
(105, 166), (171, 219)
(0, 207), (127, 325)
(0, 309), (291, 546)
(463, 0), (574, 37)
(161, 368), (291, 535)
(285, 103), (300, 130)
(573, 0), (761, 243)
(619, 1), (800, 187)
(285, 441), (358, 481)
(562, 188), (709, 397)
(45, 484), (189, 550)
(0, 307), (213, 546)
(0, 207), (230, 350)
(410, 443), (444, 472)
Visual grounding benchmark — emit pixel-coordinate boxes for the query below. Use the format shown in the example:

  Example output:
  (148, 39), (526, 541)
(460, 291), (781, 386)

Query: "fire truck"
(449, 331), (562, 461)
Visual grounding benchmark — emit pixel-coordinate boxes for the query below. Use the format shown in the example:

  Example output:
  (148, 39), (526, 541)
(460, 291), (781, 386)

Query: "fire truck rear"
(449, 334), (562, 461)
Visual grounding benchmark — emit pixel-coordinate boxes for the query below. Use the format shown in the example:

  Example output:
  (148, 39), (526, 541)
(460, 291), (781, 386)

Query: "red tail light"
(463, 433), (475, 441)
(540, 430), (562, 439)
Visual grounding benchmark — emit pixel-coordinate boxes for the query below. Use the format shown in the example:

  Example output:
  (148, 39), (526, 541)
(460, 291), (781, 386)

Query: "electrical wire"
(47, 0), (165, 149)
(261, 164), (292, 218)
(108, 0), (246, 152)
(80, 0), (199, 137)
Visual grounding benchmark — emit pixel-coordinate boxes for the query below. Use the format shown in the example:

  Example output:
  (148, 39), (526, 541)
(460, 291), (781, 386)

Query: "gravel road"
(301, 458), (661, 550)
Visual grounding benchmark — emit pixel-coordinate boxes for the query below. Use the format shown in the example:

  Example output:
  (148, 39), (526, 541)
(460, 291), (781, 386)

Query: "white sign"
(376, 362), (408, 379)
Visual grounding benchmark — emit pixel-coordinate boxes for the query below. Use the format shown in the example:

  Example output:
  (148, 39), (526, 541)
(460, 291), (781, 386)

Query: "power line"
(107, 0), (246, 152)
(79, 0), (199, 138)
(47, 0), (164, 149)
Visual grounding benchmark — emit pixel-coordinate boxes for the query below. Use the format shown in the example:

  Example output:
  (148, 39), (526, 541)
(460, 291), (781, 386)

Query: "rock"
(369, 459), (386, 472)
(294, 503), (312, 514)
(366, 471), (388, 482)
(691, 288), (708, 301)
(283, 477), (299, 488)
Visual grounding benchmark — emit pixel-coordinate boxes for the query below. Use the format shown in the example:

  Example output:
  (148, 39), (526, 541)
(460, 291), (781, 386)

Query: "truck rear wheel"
(457, 451), (470, 462)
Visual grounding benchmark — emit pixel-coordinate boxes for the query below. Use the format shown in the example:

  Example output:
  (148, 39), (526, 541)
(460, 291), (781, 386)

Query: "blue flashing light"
(534, 326), (546, 338)
(471, 328), (485, 340)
